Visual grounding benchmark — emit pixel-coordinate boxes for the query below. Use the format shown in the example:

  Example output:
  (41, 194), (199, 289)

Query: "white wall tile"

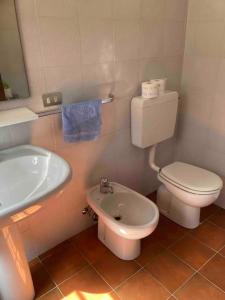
(36, 0), (76, 18)
(80, 18), (114, 64)
(139, 57), (166, 82)
(115, 98), (131, 131)
(30, 116), (55, 150)
(82, 62), (115, 99)
(115, 20), (141, 61)
(165, 0), (188, 21)
(209, 93), (225, 133)
(188, 0), (225, 21)
(182, 56), (220, 92)
(164, 21), (186, 57)
(165, 56), (183, 91)
(141, 0), (165, 20)
(112, 0), (141, 19)
(114, 60), (140, 98)
(186, 21), (225, 58)
(216, 59), (225, 94)
(76, 0), (112, 18)
(44, 66), (83, 102)
(140, 20), (164, 58)
(39, 17), (81, 67)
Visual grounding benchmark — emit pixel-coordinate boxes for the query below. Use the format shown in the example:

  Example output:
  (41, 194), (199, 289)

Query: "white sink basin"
(0, 145), (71, 228)
(0, 145), (71, 300)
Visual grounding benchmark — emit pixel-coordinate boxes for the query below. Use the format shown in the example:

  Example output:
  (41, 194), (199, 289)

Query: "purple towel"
(62, 100), (102, 143)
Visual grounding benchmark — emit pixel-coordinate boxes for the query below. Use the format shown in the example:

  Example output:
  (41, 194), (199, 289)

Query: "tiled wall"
(0, 0), (187, 259)
(176, 0), (225, 208)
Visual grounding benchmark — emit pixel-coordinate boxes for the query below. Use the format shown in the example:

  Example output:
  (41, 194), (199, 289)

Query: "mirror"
(0, 0), (29, 100)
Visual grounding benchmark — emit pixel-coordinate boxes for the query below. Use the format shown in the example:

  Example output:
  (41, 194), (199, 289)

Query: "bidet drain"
(114, 215), (122, 221)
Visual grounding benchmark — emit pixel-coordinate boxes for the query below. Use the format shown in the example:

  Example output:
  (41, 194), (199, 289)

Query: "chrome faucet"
(100, 177), (113, 194)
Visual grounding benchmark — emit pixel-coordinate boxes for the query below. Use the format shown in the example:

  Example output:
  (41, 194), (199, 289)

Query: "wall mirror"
(0, 0), (29, 101)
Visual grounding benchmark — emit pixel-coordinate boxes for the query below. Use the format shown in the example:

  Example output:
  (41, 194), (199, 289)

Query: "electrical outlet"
(42, 92), (62, 107)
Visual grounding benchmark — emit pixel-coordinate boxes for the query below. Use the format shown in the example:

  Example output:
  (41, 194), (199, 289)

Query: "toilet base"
(157, 185), (200, 229)
(98, 218), (140, 260)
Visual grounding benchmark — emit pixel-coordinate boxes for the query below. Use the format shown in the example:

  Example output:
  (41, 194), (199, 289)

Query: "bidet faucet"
(100, 177), (113, 194)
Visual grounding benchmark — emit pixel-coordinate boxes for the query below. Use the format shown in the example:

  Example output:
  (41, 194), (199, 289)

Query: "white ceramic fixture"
(131, 91), (223, 229)
(0, 145), (71, 300)
(0, 107), (38, 127)
(87, 182), (159, 260)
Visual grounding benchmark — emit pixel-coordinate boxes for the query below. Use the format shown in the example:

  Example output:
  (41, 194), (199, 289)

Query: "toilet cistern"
(100, 177), (114, 194)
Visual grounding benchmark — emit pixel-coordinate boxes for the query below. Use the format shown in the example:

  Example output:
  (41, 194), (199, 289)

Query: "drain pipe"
(82, 206), (98, 222)
(149, 144), (160, 173)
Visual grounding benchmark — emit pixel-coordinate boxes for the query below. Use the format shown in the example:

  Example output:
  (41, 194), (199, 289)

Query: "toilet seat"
(159, 162), (223, 195)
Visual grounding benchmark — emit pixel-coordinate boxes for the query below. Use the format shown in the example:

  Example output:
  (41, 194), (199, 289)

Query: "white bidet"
(87, 182), (159, 260)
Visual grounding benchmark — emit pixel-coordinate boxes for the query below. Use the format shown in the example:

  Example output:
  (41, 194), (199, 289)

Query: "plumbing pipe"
(149, 144), (160, 173)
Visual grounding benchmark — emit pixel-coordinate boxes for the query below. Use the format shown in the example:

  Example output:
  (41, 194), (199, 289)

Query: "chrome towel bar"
(37, 94), (114, 117)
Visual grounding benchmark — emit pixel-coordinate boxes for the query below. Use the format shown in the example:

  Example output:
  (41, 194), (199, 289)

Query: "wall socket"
(42, 92), (62, 107)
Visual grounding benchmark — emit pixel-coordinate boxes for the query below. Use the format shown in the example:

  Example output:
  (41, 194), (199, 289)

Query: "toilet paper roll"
(142, 81), (159, 99)
(150, 78), (167, 95)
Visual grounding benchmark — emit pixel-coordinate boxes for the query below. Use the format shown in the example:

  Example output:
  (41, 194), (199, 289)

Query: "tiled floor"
(31, 193), (225, 300)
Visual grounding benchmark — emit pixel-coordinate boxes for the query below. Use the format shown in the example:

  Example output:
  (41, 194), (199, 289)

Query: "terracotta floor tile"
(30, 259), (55, 298)
(59, 266), (112, 300)
(220, 246), (225, 257)
(209, 208), (225, 229)
(200, 204), (220, 222)
(151, 216), (187, 247)
(175, 274), (225, 300)
(200, 254), (225, 291)
(170, 236), (215, 269)
(146, 251), (194, 292)
(42, 243), (87, 284)
(93, 250), (140, 288)
(71, 225), (109, 263)
(136, 237), (165, 266)
(36, 288), (62, 300)
(116, 269), (170, 300)
(39, 240), (72, 261)
(191, 222), (225, 251)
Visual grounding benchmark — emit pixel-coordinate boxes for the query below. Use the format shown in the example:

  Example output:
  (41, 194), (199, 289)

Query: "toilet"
(87, 182), (159, 260)
(131, 91), (223, 229)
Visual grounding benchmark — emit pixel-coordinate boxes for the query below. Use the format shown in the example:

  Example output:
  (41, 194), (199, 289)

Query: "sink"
(0, 145), (71, 227)
(0, 145), (71, 300)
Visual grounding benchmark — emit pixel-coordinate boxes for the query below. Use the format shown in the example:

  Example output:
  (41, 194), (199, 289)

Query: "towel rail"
(37, 94), (114, 118)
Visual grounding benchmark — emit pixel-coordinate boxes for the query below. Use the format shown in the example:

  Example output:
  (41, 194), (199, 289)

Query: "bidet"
(0, 145), (71, 300)
(87, 182), (159, 260)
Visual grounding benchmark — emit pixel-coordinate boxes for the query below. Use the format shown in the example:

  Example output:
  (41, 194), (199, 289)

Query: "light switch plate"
(42, 92), (62, 107)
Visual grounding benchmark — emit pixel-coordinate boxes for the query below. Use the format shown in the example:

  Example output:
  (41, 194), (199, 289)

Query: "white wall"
(0, 0), (188, 259)
(176, 0), (225, 208)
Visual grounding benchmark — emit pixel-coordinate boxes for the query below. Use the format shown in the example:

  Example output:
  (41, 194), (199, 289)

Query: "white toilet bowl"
(87, 182), (159, 260)
(157, 162), (223, 229)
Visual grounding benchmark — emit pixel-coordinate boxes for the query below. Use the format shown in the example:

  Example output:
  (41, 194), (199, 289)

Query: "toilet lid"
(160, 162), (223, 193)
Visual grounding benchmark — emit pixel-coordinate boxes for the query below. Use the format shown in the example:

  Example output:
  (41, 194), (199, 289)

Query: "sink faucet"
(100, 177), (113, 194)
